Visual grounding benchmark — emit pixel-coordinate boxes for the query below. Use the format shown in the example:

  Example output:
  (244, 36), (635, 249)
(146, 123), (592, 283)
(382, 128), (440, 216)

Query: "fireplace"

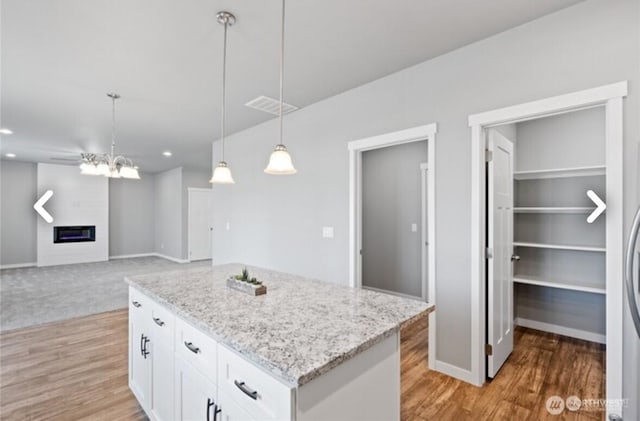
(53, 226), (96, 243)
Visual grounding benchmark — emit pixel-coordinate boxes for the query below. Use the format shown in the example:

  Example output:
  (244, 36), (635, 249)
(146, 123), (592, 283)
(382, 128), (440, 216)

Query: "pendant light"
(264, 0), (297, 175)
(80, 93), (140, 179)
(210, 11), (236, 184)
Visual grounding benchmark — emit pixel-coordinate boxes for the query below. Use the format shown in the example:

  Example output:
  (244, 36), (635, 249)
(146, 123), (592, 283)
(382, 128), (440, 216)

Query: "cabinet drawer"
(149, 301), (175, 346)
(218, 346), (293, 421)
(175, 317), (217, 382)
(129, 287), (149, 314)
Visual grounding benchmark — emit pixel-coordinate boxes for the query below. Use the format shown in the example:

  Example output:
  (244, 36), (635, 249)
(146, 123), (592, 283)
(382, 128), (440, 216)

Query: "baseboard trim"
(154, 253), (189, 264)
(433, 360), (478, 385)
(515, 317), (605, 344)
(362, 285), (422, 301)
(109, 253), (156, 260)
(0, 262), (37, 270)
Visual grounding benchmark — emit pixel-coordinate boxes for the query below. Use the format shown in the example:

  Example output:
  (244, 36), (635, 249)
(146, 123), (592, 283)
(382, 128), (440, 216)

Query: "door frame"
(187, 187), (213, 263)
(348, 123), (437, 369)
(467, 82), (627, 408)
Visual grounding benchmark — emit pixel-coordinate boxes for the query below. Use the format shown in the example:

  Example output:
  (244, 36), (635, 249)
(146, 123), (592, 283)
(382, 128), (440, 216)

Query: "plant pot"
(226, 277), (267, 296)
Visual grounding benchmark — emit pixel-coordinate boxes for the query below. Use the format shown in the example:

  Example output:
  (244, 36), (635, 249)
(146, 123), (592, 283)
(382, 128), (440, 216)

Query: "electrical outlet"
(226, 222), (231, 231)
(411, 223), (418, 232)
(322, 227), (334, 238)
(161, 243), (164, 249)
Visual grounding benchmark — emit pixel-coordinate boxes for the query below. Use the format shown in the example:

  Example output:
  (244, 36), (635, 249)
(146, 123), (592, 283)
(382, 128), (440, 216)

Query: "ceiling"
(0, 0), (583, 173)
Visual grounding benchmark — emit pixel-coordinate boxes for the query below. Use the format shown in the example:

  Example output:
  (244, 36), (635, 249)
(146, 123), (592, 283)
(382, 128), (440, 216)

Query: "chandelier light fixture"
(80, 93), (140, 179)
(209, 11), (236, 184)
(264, 0), (297, 175)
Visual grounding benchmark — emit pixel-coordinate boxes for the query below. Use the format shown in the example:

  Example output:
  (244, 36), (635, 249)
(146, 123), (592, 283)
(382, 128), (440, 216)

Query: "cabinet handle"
(143, 336), (150, 359)
(184, 341), (200, 354)
(207, 398), (214, 421)
(153, 317), (165, 327)
(511, 255), (521, 262)
(214, 405), (221, 421)
(234, 380), (258, 400)
(132, 300), (142, 308)
(140, 334), (145, 357)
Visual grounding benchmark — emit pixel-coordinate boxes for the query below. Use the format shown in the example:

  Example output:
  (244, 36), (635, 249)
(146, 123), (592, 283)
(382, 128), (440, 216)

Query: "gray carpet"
(0, 256), (211, 332)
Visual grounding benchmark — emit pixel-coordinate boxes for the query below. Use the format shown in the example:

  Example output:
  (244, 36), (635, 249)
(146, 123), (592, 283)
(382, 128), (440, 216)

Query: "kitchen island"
(126, 263), (434, 421)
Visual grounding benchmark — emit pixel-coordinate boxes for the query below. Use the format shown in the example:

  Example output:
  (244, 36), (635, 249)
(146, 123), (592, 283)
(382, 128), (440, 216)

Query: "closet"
(511, 106), (606, 343)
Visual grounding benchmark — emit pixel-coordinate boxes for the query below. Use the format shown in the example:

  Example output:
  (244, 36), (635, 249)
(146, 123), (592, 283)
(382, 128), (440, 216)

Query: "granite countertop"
(125, 263), (434, 387)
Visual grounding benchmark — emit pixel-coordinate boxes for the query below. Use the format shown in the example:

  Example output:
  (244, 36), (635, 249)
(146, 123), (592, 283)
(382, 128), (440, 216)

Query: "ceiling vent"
(245, 96), (298, 116)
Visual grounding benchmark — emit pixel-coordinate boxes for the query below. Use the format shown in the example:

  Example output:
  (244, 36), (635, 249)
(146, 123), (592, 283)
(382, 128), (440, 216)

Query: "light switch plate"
(411, 223), (418, 232)
(322, 227), (334, 238)
(226, 222), (231, 231)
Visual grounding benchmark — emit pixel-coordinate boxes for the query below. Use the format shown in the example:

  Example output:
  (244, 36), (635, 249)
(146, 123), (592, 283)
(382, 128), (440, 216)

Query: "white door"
(150, 337), (174, 421)
(129, 306), (150, 406)
(174, 355), (218, 421)
(486, 129), (514, 378)
(188, 189), (212, 261)
(218, 392), (254, 421)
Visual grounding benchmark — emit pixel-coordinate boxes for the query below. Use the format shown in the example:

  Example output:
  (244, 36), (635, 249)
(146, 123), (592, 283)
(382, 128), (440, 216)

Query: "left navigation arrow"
(34, 190), (54, 223)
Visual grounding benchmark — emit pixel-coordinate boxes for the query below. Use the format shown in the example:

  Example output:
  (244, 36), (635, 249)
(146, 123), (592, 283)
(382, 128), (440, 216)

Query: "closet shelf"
(514, 207), (595, 214)
(514, 165), (606, 180)
(513, 242), (605, 252)
(513, 276), (605, 295)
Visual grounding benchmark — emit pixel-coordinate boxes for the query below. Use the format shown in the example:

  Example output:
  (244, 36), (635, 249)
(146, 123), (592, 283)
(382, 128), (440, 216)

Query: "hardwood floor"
(1, 309), (605, 420)
(0, 309), (146, 421)
(401, 316), (606, 421)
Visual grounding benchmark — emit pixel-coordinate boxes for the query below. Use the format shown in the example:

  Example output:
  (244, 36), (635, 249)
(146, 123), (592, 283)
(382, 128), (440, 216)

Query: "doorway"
(348, 123), (437, 367)
(361, 141), (427, 300)
(187, 188), (213, 262)
(469, 81), (627, 418)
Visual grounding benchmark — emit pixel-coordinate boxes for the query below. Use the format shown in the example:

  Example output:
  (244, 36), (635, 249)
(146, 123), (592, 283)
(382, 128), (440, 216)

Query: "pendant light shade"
(265, 144), (297, 175)
(210, 11), (236, 184)
(264, 0), (297, 175)
(209, 161), (235, 184)
(119, 165), (141, 179)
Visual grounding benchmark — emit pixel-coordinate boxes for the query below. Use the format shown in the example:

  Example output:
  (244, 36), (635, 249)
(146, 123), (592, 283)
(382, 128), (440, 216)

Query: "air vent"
(245, 96), (298, 116)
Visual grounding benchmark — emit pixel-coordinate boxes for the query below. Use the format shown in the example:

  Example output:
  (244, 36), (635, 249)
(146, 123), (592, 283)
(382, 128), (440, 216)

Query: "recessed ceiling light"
(5, 153), (16, 158)
(0, 128), (13, 135)
(162, 151), (172, 157)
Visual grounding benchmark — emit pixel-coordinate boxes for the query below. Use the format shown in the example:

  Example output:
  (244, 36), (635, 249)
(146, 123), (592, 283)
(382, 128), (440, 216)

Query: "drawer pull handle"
(132, 300), (142, 308)
(153, 317), (165, 327)
(184, 341), (200, 354)
(234, 380), (258, 400)
(207, 398), (214, 421)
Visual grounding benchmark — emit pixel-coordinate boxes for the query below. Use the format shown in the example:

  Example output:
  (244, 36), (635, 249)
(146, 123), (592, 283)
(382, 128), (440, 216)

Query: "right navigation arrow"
(586, 190), (606, 224)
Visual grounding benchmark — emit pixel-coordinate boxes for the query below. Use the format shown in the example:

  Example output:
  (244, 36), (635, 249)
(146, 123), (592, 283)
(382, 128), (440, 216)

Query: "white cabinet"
(129, 287), (175, 420)
(217, 392), (254, 421)
(129, 293), (151, 407)
(174, 354), (219, 421)
(150, 338), (174, 421)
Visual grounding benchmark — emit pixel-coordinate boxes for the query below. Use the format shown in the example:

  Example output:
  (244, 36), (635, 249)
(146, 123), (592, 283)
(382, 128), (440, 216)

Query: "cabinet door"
(175, 355), (218, 421)
(217, 393), (255, 421)
(129, 304), (150, 407)
(150, 337), (174, 421)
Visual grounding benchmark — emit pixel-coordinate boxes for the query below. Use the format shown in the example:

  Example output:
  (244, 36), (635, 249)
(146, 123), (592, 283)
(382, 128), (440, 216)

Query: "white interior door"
(188, 189), (212, 261)
(487, 129), (514, 378)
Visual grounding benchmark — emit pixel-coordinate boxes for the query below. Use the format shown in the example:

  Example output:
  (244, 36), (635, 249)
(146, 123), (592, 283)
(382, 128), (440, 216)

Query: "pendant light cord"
(279, 0), (285, 145)
(111, 94), (116, 157)
(221, 17), (228, 162)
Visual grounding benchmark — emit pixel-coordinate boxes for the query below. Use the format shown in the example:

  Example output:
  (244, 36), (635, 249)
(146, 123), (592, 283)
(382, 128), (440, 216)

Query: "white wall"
(0, 160), (37, 267)
(109, 175), (155, 257)
(210, 0), (639, 414)
(181, 169), (211, 260)
(36, 163), (109, 266)
(154, 167), (183, 260)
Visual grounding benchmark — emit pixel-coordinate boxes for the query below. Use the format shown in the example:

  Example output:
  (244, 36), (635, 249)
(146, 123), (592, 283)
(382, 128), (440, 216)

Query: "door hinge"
(485, 149), (493, 162)
(485, 344), (493, 356)
(485, 247), (493, 259)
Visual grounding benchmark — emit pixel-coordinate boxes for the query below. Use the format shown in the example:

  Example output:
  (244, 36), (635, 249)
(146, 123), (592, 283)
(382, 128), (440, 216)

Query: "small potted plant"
(227, 267), (266, 296)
